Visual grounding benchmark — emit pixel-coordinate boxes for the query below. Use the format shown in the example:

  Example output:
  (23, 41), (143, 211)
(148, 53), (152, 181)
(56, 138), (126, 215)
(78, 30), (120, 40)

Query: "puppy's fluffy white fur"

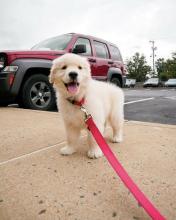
(49, 53), (124, 158)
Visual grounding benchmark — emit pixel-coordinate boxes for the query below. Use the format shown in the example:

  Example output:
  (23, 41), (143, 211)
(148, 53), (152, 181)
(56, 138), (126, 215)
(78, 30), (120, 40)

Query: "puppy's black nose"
(69, 72), (78, 80)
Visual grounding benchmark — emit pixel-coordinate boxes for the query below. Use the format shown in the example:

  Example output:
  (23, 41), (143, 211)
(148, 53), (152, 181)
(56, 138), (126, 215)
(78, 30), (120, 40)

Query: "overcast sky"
(1, 0), (176, 65)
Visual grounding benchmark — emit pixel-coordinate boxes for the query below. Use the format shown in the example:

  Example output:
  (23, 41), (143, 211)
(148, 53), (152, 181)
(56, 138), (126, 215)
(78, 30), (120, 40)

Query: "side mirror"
(72, 44), (86, 54)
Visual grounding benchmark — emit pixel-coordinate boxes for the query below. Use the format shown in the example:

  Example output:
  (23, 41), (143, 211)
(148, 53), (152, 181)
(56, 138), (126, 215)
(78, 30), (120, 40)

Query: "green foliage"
(126, 51), (176, 82)
(126, 52), (151, 82)
(156, 52), (176, 80)
(160, 72), (169, 81)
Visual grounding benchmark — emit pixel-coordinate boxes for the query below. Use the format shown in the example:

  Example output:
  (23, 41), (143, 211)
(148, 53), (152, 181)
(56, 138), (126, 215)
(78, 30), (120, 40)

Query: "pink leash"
(83, 113), (166, 220)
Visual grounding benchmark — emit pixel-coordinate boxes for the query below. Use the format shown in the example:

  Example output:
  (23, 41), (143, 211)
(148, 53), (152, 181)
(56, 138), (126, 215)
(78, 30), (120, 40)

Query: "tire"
(21, 74), (56, 110)
(111, 77), (121, 87)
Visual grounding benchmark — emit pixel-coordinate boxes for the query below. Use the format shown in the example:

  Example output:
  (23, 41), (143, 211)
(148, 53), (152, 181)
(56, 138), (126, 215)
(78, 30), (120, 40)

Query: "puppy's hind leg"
(110, 110), (124, 143)
(60, 125), (80, 156)
(111, 120), (123, 143)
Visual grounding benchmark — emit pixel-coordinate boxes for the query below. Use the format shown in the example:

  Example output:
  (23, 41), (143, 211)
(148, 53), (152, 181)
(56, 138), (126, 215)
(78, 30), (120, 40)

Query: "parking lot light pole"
(149, 40), (157, 76)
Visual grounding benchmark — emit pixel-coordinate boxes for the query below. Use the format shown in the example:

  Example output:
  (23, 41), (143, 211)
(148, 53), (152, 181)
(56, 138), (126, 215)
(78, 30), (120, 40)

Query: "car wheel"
(21, 74), (56, 110)
(111, 77), (121, 87)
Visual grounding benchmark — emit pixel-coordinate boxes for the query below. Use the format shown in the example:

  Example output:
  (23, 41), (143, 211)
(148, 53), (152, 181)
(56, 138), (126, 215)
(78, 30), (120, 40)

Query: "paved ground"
(124, 88), (176, 125)
(0, 107), (176, 220)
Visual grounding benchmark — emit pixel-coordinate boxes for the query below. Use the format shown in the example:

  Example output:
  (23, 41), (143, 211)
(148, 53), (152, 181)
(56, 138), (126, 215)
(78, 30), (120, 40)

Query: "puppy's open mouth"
(64, 82), (79, 94)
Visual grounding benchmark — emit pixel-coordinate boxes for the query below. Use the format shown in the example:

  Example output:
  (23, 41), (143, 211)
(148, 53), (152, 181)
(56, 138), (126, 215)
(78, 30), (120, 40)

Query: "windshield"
(168, 79), (176, 82)
(32, 34), (72, 51)
(146, 78), (158, 83)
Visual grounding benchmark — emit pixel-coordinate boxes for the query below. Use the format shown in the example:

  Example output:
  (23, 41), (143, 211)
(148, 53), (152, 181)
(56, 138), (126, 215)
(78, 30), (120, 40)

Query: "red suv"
(0, 33), (126, 110)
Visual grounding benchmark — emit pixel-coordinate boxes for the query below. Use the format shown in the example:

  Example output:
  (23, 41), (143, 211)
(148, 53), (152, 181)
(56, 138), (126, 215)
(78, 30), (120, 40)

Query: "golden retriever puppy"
(49, 53), (124, 159)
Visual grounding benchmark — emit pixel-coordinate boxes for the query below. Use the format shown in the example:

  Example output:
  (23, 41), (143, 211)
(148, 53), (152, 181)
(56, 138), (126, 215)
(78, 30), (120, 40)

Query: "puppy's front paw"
(60, 146), (76, 156)
(87, 147), (103, 159)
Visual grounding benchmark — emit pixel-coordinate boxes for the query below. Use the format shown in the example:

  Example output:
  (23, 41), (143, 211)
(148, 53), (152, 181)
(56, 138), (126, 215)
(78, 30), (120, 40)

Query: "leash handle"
(85, 116), (166, 220)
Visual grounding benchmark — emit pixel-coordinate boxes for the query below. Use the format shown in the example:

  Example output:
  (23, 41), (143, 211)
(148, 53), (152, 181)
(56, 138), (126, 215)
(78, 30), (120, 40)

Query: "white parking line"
(125, 97), (155, 105)
(0, 134), (88, 166)
(0, 142), (66, 166)
(165, 96), (176, 100)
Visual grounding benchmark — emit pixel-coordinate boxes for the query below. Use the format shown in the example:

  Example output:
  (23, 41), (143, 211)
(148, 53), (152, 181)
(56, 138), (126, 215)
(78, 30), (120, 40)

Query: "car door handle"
(108, 61), (114, 64)
(88, 58), (96, 63)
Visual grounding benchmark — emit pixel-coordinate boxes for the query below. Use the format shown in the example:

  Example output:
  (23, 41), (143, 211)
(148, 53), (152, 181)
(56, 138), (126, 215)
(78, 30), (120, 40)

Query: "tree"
(126, 52), (151, 82)
(155, 58), (166, 80)
(165, 52), (176, 78)
(156, 52), (176, 80)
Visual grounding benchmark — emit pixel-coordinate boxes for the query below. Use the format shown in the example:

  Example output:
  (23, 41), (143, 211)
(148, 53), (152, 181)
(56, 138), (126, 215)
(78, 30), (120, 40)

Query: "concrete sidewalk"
(0, 107), (176, 220)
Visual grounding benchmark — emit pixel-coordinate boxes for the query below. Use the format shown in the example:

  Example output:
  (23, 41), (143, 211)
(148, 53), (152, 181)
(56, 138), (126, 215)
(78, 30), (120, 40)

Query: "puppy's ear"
(49, 64), (57, 84)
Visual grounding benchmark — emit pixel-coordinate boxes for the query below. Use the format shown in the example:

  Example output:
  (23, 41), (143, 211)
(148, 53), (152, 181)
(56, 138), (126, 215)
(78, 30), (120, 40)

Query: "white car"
(165, 78), (176, 87)
(125, 79), (136, 88)
(143, 78), (162, 87)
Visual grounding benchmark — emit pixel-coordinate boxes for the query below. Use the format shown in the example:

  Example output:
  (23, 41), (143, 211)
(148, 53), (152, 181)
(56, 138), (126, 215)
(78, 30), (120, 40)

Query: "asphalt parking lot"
(124, 88), (176, 125)
(9, 88), (176, 125)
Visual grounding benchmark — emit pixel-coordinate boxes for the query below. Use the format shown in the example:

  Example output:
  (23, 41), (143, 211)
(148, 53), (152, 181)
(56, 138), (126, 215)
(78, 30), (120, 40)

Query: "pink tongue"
(67, 83), (78, 94)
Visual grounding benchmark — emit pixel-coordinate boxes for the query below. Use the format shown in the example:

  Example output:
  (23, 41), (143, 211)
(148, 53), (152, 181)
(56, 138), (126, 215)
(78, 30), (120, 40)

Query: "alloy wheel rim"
(30, 82), (51, 108)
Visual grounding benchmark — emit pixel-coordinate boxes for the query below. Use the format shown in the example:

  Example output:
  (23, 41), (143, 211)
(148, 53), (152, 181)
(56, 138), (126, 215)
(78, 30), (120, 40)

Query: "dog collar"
(67, 97), (85, 106)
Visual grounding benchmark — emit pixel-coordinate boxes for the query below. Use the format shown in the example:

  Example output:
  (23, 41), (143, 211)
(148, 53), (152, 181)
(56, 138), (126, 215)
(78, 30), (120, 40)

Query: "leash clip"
(80, 106), (91, 121)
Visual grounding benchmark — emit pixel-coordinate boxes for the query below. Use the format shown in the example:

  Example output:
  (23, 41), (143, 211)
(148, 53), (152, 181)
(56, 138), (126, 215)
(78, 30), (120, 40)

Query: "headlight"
(3, 66), (18, 72)
(0, 56), (5, 69)
(0, 53), (8, 70)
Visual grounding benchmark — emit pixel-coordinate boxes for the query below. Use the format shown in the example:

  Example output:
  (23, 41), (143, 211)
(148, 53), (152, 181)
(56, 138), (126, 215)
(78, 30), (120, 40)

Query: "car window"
(147, 78), (158, 83)
(93, 41), (109, 59)
(73, 38), (92, 56)
(109, 45), (122, 61)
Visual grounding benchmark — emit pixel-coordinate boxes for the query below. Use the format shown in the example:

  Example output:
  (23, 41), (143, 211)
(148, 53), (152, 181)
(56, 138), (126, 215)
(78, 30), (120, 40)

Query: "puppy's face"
(49, 53), (91, 96)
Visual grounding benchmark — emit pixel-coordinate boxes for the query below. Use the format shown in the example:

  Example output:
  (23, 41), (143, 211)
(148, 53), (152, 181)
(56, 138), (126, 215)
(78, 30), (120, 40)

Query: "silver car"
(143, 78), (162, 87)
(165, 78), (176, 87)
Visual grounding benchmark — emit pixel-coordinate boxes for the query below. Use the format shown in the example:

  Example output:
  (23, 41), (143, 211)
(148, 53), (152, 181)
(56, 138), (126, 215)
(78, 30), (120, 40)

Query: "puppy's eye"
(62, 65), (67, 70)
(78, 66), (82, 70)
